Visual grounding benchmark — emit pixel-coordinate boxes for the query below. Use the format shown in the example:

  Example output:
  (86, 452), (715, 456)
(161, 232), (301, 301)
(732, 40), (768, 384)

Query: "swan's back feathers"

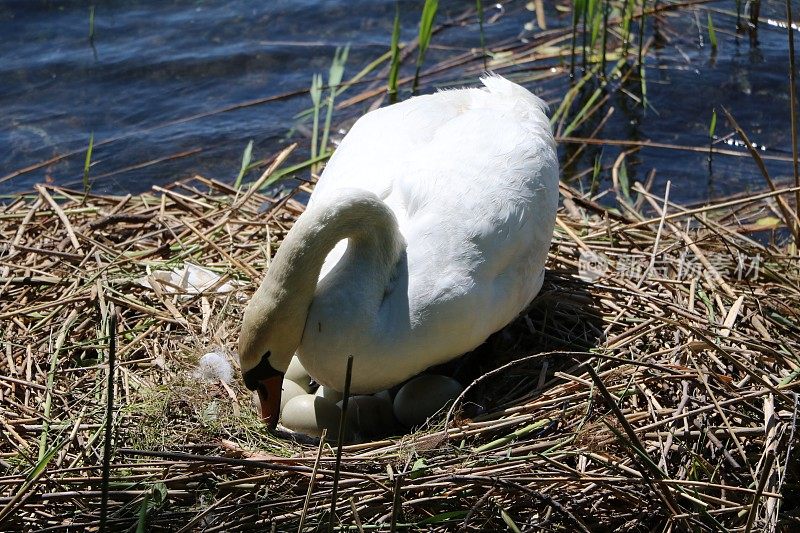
(310, 75), (553, 206)
(306, 76), (558, 383)
(478, 73), (550, 119)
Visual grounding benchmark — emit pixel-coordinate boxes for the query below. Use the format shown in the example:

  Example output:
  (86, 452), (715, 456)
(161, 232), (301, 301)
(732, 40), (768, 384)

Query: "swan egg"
(280, 379), (307, 412)
(285, 356), (311, 392)
(393, 375), (463, 428)
(315, 385), (343, 403)
(374, 389), (393, 404)
(280, 394), (342, 438)
(338, 394), (396, 441)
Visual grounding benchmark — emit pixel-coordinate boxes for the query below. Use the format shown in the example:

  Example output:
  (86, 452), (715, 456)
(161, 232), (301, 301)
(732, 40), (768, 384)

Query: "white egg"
(285, 356), (311, 392)
(280, 379), (307, 412)
(252, 379), (307, 416)
(373, 391), (396, 427)
(315, 385), (343, 403)
(393, 375), (463, 428)
(374, 389), (393, 404)
(280, 394), (343, 439)
(338, 394), (396, 441)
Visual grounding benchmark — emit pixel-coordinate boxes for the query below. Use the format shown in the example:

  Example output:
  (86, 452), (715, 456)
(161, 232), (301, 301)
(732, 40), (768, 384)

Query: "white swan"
(239, 75), (558, 425)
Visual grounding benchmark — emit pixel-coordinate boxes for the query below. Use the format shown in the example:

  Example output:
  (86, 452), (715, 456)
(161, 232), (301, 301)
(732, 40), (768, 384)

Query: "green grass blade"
(600, 0), (610, 76)
(591, 152), (603, 196)
(135, 493), (151, 533)
(621, 0), (632, 56)
(736, 0), (742, 27)
(388, 1), (402, 103)
(638, 0), (647, 75)
(335, 49), (388, 98)
(82, 132), (94, 196)
(709, 108), (717, 138)
(570, 0), (584, 76)
(473, 418), (552, 453)
(409, 457), (427, 479)
(581, 0), (589, 70)
(500, 507), (522, 533)
(562, 86), (602, 137)
(38, 314), (76, 461)
(310, 74), (323, 162)
(233, 139), (254, 189)
(99, 312), (117, 532)
(707, 12), (718, 49)
(309, 73), (323, 107)
(320, 45), (350, 158)
(417, 510), (468, 525)
(328, 44), (349, 88)
(294, 50), (391, 121)
(618, 159), (631, 201)
(29, 444), (61, 482)
(640, 52), (648, 109)
(589, 0), (600, 48)
(412, 0), (438, 94)
(262, 152), (332, 190)
(0, 439), (65, 524)
(551, 63), (599, 126)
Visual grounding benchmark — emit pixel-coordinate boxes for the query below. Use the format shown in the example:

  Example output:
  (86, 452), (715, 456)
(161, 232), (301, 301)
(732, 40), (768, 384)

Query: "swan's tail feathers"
(479, 73), (550, 117)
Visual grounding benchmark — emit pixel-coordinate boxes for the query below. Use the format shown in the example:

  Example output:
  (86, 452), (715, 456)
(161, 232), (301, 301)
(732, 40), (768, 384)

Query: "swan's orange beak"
(256, 375), (283, 428)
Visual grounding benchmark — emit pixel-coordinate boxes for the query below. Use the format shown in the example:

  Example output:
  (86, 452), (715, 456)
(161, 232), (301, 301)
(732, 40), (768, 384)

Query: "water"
(1, 0), (799, 205)
(1, 0), (411, 192)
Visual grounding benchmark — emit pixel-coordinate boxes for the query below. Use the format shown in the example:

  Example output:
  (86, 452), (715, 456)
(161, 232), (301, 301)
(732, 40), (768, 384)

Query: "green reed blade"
(388, 1), (402, 103)
(82, 132), (94, 196)
(412, 0), (438, 94)
(233, 140), (253, 189)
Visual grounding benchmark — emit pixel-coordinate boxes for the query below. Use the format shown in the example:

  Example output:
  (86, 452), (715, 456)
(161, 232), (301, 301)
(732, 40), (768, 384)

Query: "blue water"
(1, 1), (408, 192)
(1, 0), (799, 205)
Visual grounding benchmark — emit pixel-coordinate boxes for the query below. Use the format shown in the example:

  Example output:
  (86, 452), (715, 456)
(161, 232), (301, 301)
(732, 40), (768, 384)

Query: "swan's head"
(238, 284), (304, 428)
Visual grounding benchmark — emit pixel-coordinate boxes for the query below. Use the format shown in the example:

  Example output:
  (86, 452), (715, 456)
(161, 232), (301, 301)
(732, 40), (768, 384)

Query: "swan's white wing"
(394, 95), (557, 346)
(310, 76), (557, 373)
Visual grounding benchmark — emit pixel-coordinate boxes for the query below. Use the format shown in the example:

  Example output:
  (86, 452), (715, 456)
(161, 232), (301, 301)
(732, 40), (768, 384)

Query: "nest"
(1, 162), (799, 532)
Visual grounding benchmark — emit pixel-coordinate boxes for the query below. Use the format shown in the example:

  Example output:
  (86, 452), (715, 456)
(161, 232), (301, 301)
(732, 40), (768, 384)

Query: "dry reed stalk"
(1, 165), (797, 530)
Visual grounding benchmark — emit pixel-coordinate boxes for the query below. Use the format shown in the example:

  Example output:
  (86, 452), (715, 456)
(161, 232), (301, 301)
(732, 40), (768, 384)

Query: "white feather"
(197, 352), (233, 384)
(299, 76), (558, 390)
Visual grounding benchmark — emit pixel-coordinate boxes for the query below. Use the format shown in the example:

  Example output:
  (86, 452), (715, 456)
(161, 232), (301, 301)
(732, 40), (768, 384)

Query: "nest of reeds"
(1, 155), (799, 531)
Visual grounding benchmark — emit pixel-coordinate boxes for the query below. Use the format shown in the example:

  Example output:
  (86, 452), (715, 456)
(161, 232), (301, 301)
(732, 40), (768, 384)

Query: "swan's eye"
(242, 350), (273, 390)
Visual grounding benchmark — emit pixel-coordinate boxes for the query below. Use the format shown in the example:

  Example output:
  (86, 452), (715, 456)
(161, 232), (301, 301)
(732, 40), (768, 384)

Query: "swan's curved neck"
(248, 189), (405, 367)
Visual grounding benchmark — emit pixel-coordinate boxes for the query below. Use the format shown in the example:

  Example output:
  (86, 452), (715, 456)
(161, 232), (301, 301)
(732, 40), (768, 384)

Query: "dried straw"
(0, 166), (798, 530)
